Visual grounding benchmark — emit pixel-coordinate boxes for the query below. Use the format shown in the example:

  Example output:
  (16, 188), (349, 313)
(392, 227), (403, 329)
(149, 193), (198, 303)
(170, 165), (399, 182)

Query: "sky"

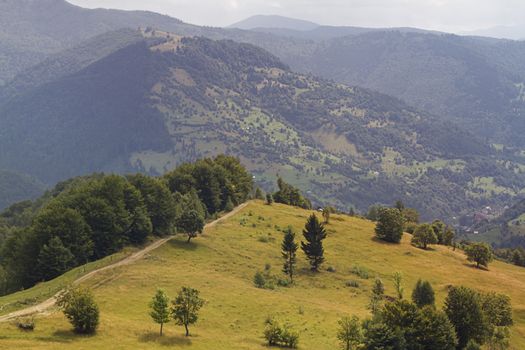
(66, 0), (524, 33)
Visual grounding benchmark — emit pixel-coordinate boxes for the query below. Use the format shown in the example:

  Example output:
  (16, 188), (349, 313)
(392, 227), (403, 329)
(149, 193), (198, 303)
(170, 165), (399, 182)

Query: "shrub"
(16, 317), (35, 331)
(264, 318), (299, 348)
(350, 265), (370, 279)
(254, 271), (266, 288)
(346, 280), (360, 288)
(327, 266), (336, 273)
(253, 270), (275, 290)
(57, 287), (99, 334)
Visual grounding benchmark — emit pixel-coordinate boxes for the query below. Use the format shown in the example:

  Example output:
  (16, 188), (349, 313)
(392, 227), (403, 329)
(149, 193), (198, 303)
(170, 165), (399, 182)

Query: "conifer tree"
(369, 278), (385, 315)
(149, 289), (170, 336)
(281, 227), (298, 282)
(301, 214), (327, 272)
(412, 279), (435, 308)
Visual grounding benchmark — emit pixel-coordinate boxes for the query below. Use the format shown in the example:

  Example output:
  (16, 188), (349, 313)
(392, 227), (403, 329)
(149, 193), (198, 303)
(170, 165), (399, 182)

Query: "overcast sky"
(66, 0), (524, 33)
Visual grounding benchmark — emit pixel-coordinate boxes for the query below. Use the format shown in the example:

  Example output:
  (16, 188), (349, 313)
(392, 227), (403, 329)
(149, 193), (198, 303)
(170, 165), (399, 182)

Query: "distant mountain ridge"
(229, 15), (320, 31)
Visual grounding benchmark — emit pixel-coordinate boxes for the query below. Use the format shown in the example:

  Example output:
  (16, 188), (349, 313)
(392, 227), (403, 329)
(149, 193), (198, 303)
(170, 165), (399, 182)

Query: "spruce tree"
(412, 279), (435, 308)
(150, 289), (171, 336)
(281, 227), (298, 282)
(301, 214), (327, 272)
(369, 278), (385, 315)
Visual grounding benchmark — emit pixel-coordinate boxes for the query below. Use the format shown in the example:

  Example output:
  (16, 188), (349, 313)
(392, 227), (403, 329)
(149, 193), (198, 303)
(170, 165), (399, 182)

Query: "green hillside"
(1, 201), (524, 349)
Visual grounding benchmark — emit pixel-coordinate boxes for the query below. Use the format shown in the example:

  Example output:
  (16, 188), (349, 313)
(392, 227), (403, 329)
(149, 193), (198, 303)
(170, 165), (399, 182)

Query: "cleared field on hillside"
(0, 201), (524, 349)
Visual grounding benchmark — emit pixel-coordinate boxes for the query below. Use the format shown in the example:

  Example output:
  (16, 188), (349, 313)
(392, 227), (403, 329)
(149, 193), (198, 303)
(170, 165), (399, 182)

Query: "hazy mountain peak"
(228, 15), (319, 31)
(461, 25), (525, 40)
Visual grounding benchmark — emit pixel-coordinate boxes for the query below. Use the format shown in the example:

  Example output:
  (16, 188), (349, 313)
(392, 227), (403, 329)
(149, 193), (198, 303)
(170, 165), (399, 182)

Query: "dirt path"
(0, 202), (249, 322)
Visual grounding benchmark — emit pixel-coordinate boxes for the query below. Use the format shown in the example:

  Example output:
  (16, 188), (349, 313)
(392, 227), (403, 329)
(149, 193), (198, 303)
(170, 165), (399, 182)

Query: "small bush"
(346, 280), (360, 288)
(16, 317), (35, 331)
(327, 266), (336, 273)
(253, 271), (275, 290)
(277, 278), (291, 287)
(351, 265), (370, 279)
(254, 271), (266, 288)
(264, 318), (299, 348)
(258, 235), (270, 243)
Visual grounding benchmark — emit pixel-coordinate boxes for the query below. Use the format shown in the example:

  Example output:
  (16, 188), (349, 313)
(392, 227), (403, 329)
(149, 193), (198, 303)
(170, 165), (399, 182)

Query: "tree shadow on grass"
(138, 331), (192, 346)
(33, 329), (94, 343)
(371, 236), (402, 246)
(462, 262), (489, 271)
(168, 239), (199, 251)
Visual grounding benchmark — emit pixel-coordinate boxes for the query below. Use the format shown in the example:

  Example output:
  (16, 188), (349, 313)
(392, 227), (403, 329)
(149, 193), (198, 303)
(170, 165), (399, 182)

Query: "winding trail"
(0, 202), (249, 322)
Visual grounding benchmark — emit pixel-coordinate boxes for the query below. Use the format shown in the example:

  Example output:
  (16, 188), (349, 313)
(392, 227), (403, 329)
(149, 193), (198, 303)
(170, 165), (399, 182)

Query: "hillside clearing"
(0, 201), (524, 349)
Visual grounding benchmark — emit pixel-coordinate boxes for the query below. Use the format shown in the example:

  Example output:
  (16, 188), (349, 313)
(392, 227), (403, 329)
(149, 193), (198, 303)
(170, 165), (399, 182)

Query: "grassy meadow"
(0, 201), (524, 349)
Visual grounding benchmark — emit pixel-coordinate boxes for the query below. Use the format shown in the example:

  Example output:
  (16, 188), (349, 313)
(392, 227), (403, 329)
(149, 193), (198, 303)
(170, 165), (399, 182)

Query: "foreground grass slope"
(0, 201), (524, 349)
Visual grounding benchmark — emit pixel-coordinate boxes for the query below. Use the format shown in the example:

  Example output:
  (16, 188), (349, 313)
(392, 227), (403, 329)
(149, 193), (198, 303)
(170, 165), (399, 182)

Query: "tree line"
(0, 155), (252, 294)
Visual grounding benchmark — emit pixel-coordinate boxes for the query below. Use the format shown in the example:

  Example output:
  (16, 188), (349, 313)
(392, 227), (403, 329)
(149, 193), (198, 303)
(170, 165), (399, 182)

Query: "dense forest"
(0, 156), (252, 294)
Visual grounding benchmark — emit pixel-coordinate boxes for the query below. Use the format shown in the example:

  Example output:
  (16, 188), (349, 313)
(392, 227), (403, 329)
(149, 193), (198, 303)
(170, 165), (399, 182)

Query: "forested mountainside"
(0, 170), (44, 210)
(3, 1), (525, 151)
(294, 31), (525, 148)
(1, 30), (523, 220)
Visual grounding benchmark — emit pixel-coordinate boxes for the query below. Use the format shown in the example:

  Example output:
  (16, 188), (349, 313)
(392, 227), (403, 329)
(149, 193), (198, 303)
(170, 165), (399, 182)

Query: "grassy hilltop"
(1, 201), (524, 349)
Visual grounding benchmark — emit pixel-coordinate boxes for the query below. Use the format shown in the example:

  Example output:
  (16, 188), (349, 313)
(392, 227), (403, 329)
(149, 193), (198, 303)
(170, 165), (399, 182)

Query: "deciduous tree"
(171, 287), (205, 336)
(465, 242), (493, 269)
(411, 223), (437, 249)
(337, 316), (362, 350)
(375, 208), (404, 243)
